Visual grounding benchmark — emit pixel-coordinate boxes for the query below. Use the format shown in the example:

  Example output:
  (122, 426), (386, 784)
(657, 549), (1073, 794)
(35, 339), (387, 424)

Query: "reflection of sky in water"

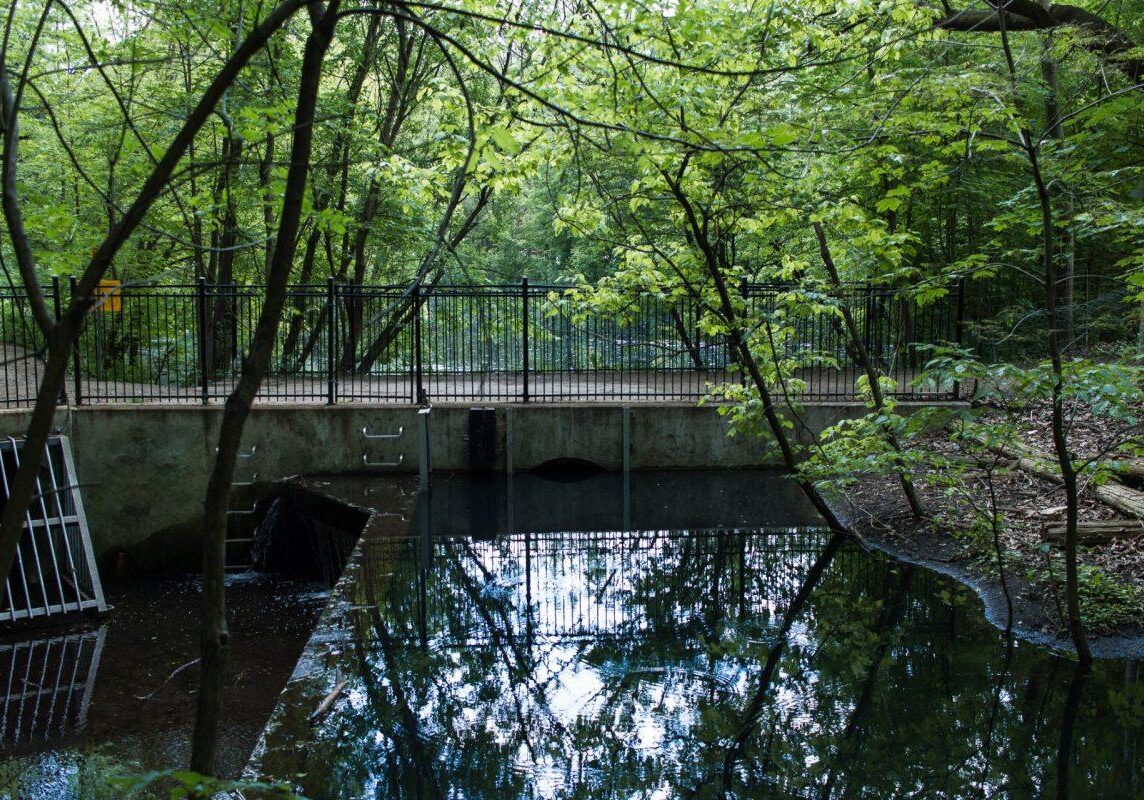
(290, 528), (1142, 800)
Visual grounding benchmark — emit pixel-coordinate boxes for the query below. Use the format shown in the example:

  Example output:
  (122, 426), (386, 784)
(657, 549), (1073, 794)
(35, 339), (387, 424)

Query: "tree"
(0, 0), (311, 597)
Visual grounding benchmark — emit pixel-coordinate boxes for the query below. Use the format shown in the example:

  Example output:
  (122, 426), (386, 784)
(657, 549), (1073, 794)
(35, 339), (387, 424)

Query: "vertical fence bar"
(51, 278), (66, 405)
(521, 277), (530, 403)
(68, 277), (82, 406)
(326, 278), (337, 405)
(738, 280), (748, 389)
(413, 284), (425, 404)
(409, 287), (417, 404)
(196, 277), (209, 405)
(952, 278), (966, 400)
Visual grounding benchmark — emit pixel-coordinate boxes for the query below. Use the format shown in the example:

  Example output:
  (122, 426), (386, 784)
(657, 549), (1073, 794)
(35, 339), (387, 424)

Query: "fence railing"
(0, 279), (962, 407)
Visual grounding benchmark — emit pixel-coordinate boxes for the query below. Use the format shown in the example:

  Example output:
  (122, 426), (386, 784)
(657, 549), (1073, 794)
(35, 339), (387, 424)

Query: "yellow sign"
(95, 279), (122, 313)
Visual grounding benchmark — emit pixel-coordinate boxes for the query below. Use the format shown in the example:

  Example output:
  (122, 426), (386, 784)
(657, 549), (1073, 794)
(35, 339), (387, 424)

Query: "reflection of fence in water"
(0, 628), (105, 752)
(365, 529), (942, 646)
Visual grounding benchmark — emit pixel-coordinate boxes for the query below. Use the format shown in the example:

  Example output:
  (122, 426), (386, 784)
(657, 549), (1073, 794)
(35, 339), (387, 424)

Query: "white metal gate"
(0, 435), (107, 623)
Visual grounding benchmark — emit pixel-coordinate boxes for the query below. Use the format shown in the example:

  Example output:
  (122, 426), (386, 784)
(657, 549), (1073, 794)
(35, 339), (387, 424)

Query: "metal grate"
(0, 435), (107, 623)
(0, 628), (105, 752)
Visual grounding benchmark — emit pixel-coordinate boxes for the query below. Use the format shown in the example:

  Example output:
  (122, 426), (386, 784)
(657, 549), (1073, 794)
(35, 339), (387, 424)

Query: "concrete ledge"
(0, 401), (960, 567)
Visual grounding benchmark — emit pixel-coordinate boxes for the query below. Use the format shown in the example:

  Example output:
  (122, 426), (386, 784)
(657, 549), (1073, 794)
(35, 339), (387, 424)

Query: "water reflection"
(291, 520), (1142, 799)
(0, 629), (104, 753)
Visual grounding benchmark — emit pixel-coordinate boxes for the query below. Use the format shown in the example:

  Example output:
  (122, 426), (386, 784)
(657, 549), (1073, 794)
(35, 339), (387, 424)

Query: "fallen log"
(309, 680), (348, 725)
(987, 442), (1144, 520)
(1043, 519), (1144, 545)
(1091, 482), (1144, 520)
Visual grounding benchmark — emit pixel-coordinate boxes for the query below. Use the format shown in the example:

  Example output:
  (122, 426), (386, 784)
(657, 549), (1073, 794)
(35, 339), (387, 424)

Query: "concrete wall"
(0, 401), (953, 569)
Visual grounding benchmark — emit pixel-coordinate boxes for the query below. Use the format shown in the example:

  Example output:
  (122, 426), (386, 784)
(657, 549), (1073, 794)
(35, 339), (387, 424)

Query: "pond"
(251, 471), (1143, 800)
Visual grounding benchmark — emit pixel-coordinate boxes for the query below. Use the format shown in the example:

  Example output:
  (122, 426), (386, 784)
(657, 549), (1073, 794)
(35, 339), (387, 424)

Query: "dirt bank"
(827, 405), (1144, 659)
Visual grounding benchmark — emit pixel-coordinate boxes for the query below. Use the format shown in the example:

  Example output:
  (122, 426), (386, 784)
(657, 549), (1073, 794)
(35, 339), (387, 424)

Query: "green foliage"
(104, 769), (304, 799)
(0, 755), (305, 800)
(1028, 555), (1144, 634)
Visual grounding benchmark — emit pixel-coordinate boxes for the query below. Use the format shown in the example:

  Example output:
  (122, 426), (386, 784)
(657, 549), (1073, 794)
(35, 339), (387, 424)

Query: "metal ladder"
(224, 445), (258, 571)
(361, 425), (405, 468)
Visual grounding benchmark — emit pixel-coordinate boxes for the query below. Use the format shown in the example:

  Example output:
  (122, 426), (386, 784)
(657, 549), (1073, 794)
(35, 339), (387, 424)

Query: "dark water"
(0, 574), (327, 798)
(262, 472), (1144, 800)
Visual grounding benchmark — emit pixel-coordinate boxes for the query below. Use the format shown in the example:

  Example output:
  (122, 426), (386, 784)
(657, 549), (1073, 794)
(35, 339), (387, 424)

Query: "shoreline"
(828, 491), (1144, 660)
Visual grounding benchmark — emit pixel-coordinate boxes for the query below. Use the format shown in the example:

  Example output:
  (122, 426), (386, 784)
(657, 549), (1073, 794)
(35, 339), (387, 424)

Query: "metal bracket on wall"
(216, 445), (258, 486)
(363, 453), (405, 468)
(362, 425), (404, 439)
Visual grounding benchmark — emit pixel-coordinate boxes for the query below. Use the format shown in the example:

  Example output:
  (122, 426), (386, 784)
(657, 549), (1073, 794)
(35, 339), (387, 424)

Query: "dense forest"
(1, 0), (1142, 789)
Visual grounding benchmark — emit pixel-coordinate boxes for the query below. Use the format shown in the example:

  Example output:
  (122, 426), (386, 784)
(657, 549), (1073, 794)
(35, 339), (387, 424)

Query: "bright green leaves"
(736, 123), (800, 150)
(485, 126), (519, 155)
(874, 185), (911, 214)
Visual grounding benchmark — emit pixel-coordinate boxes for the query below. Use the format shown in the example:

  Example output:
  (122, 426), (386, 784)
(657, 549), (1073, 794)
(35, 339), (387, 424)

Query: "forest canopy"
(1, 0), (1143, 774)
(1, 0), (1139, 353)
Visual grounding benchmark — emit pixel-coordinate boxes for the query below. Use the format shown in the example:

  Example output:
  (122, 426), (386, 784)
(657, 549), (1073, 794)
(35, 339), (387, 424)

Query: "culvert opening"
(531, 457), (606, 482)
(252, 489), (370, 586)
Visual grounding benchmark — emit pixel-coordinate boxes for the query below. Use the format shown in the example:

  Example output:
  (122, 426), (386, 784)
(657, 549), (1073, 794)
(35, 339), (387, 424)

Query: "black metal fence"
(0, 279), (962, 406)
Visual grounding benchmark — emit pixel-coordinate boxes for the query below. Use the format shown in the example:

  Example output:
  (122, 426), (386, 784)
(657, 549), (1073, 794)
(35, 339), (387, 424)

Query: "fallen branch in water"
(309, 680), (348, 725)
(136, 658), (201, 702)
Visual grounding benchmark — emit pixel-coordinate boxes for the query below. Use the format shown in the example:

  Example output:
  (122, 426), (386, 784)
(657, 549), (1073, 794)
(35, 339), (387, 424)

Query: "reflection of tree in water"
(305, 529), (1142, 800)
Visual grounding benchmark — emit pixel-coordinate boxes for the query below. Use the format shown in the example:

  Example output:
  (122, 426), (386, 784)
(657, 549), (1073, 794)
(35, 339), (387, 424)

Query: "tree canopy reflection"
(291, 529), (1141, 799)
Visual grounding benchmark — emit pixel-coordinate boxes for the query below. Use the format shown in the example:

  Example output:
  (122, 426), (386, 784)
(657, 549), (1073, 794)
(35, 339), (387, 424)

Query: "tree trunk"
(1043, 520), (1144, 544)
(281, 226), (322, 364)
(190, 1), (339, 774)
(208, 133), (244, 378)
(987, 440), (1144, 519)
(814, 222), (926, 518)
(997, 13), (1091, 662)
(0, 0), (309, 586)
(1041, 45), (1076, 346)
(663, 167), (850, 535)
(717, 533), (844, 794)
(1055, 661), (1092, 799)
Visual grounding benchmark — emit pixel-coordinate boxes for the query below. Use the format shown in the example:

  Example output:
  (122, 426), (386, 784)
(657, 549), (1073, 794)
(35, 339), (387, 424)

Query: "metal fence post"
(68, 276), (82, 406)
(738, 279), (748, 387)
(863, 282), (874, 356)
(521, 276), (530, 403)
(326, 277), (337, 405)
(196, 277), (209, 405)
(952, 279), (966, 401)
(413, 284), (425, 405)
(51, 277), (67, 405)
